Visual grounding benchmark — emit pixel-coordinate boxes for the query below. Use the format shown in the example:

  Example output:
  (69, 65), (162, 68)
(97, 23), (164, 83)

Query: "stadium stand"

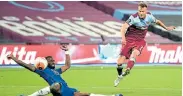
(0, 1), (180, 44)
(81, 1), (182, 42)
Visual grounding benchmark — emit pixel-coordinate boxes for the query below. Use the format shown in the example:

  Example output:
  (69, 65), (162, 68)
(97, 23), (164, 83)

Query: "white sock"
(28, 86), (50, 96)
(90, 93), (115, 96)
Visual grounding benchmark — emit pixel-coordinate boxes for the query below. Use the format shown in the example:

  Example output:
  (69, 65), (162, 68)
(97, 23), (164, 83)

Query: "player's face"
(46, 57), (55, 69)
(138, 6), (147, 18)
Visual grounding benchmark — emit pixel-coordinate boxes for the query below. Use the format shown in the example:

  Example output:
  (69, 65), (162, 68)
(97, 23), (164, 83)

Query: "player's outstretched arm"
(121, 22), (130, 45)
(155, 20), (175, 31)
(7, 54), (36, 72)
(60, 44), (71, 73)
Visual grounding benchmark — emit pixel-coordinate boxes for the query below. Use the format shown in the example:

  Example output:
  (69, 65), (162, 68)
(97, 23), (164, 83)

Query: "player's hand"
(61, 44), (69, 51)
(122, 38), (126, 46)
(7, 54), (14, 59)
(166, 26), (175, 31)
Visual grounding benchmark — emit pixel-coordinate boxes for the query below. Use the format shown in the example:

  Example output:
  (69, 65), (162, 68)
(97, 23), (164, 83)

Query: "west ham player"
(114, 2), (175, 87)
(7, 45), (123, 96)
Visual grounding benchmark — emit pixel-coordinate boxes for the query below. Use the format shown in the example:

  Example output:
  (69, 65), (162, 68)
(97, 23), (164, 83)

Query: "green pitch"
(0, 66), (181, 96)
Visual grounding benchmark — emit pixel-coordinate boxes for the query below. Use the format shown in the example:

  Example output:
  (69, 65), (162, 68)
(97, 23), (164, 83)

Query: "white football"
(34, 57), (48, 70)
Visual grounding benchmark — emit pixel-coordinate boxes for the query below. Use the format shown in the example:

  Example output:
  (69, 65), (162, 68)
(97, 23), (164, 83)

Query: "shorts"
(61, 86), (78, 96)
(120, 39), (146, 59)
(51, 82), (78, 96)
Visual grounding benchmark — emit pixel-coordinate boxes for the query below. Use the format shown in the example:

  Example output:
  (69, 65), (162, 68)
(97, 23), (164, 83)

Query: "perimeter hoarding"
(0, 44), (181, 66)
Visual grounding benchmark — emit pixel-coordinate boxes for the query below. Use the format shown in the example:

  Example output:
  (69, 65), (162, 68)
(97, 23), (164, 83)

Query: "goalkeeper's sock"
(28, 86), (50, 96)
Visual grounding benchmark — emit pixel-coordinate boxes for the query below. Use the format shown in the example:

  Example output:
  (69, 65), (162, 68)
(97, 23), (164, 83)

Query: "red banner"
(0, 45), (99, 65)
(0, 44), (181, 65)
(137, 44), (182, 64)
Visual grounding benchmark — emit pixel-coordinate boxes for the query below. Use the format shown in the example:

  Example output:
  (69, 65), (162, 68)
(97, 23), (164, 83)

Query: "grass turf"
(0, 66), (181, 96)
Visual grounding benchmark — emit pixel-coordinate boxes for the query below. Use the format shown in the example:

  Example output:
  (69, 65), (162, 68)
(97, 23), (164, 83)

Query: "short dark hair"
(138, 2), (148, 8)
(45, 56), (52, 60)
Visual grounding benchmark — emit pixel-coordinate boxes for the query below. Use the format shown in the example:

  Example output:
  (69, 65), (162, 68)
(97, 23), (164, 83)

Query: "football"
(34, 57), (48, 70)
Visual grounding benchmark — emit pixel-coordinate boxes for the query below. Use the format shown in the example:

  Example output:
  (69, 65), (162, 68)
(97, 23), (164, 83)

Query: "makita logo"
(147, 46), (182, 63)
(0, 47), (37, 64)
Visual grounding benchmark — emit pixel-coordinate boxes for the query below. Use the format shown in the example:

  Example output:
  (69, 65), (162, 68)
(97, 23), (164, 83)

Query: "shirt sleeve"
(126, 15), (135, 26)
(150, 14), (157, 23)
(34, 69), (42, 75)
(56, 68), (62, 74)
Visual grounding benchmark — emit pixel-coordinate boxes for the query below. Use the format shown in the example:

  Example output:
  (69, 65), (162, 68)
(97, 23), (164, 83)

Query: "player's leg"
(114, 56), (126, 87)
(50, 83), (123, 96)
(116, 56), (126, 77)
(74, 92), (123, 96)
(114, 44), (131, 87)
(90, 93), (123, 96)
(123, 40), (146, 76)
(122, 49), (140, 76)
(74, 92), (89, 96)
(28, 86), (50, 96)
(28, 82), (62, 96)
(117, 43), (132, 76)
